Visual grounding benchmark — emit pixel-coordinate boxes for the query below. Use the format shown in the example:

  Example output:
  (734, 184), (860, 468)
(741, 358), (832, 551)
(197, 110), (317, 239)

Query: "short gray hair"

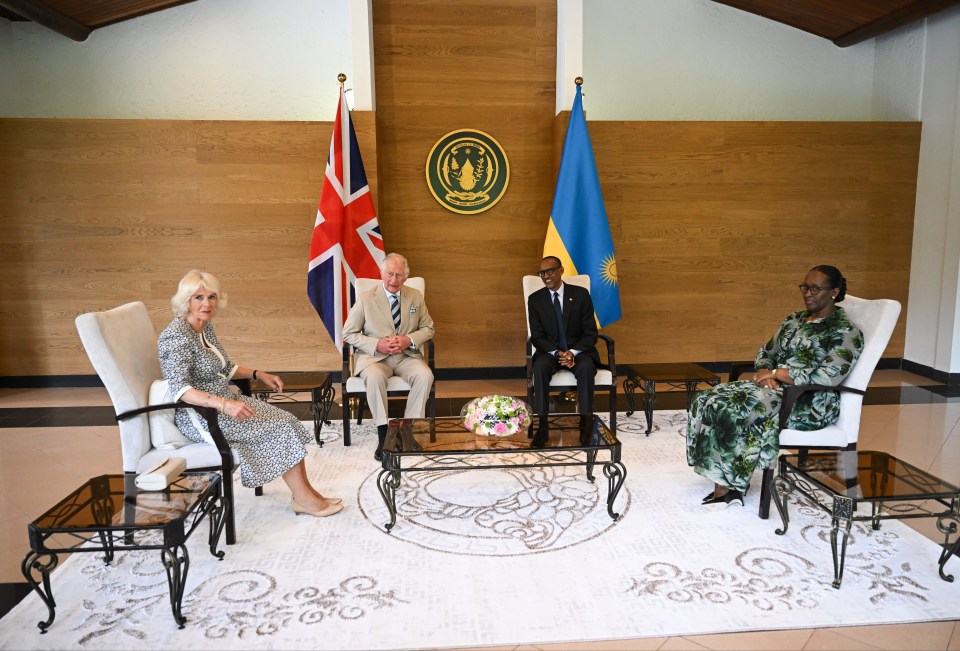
(380, 252), (410, 277)
(170, 269), (227, 317)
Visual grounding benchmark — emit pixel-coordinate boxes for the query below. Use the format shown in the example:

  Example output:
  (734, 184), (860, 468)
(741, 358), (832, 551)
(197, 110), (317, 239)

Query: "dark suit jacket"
(527, 282), (600, 364)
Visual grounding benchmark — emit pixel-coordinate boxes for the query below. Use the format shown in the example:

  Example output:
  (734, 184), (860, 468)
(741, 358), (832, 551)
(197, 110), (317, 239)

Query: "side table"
(250, 371), (335, 446)
(771, 450), (960, 588)
(22, 472), (225, 632)
(623, 363), (720, 435)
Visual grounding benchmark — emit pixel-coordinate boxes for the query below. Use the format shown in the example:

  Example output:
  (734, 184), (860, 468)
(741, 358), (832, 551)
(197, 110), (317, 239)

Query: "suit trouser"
(532, 352), (596, 421)
(358, 355), (434, 427)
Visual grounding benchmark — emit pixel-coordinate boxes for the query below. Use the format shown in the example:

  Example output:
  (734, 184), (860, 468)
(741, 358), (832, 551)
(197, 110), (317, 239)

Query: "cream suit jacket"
(342, 282), (435, 376)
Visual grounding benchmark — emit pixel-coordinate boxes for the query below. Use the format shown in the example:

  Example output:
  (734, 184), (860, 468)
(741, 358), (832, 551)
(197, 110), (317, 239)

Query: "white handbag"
(135, 456), (187, 491)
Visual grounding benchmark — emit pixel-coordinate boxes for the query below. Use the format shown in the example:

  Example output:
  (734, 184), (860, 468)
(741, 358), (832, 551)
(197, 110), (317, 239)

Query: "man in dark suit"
(527, 256), (599, 427)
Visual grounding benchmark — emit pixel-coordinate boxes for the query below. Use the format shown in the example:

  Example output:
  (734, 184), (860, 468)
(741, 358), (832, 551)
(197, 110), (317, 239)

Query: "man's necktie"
(391, 294), (401, 332)
(553, 292), (568, 351)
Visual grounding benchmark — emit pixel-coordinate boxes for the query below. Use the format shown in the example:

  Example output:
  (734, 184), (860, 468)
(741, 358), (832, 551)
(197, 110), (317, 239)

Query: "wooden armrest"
(778, 384), (865, 429)
(597, 333), (615, 376)
(116, 402), (233, 459)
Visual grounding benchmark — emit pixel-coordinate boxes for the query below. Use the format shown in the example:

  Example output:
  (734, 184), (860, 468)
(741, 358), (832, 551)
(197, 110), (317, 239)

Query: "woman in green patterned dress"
(687, 265), (864, 510)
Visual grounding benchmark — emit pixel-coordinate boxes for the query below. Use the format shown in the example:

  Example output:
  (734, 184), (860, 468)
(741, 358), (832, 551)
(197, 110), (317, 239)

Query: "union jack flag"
(307, 87), (385, 349)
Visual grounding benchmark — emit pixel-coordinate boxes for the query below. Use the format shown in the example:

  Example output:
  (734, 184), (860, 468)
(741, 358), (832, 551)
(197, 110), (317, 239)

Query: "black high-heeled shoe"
(701, 490), (743, 511)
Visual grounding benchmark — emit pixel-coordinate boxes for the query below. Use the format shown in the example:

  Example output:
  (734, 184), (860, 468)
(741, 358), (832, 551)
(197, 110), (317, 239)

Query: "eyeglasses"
(538, 267), (561, 278)
(798, 284), (832, 295)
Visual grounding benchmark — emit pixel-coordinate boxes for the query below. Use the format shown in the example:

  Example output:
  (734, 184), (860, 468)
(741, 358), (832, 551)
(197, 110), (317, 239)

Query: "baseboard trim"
(2, 358), (947, 389)
(901, 359), (960, 386)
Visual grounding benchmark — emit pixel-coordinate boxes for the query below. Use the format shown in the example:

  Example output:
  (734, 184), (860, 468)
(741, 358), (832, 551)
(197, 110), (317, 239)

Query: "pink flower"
(493, 422), (508, 435)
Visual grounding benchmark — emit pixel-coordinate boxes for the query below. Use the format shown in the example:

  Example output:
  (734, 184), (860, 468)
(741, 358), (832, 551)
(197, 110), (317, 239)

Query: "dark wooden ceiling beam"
(834, 0), (960, 46)
(0, 0), (91, 41)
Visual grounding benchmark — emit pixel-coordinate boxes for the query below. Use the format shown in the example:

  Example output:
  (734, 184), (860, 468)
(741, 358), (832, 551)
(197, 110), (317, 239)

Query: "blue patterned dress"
(158, 318), (312, 488)
(686, 308), (863, 492)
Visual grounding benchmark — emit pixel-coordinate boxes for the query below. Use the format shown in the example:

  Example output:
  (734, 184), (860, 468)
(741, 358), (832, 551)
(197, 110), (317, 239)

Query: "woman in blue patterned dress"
(158, 270), (343, 518)
(687, 265), (864, 510)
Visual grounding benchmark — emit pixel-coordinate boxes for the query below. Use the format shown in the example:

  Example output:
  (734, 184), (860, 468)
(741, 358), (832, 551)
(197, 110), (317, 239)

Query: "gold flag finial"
(338, 73), (347, 84)
(575, 76), (583, 86)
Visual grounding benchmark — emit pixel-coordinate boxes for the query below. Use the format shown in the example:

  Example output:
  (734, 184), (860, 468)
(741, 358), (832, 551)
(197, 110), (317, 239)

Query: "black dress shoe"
(374, 449), (383, 462)
(531, 427), (549, 449)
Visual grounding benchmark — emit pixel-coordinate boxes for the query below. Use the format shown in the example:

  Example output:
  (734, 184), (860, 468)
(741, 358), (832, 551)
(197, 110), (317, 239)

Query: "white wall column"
(349, 0), (375, 110)
(901, 5), (960, 375)
(556, 0), (583, 115)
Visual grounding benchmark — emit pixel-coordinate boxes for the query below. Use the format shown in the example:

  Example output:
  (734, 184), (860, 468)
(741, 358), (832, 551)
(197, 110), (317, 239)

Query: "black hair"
(810, 265), (847, 302)
(542, 255), (562, 268)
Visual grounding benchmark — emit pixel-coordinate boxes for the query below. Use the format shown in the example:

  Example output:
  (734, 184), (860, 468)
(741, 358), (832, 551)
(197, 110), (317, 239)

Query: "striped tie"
(391, 294), (401, 332)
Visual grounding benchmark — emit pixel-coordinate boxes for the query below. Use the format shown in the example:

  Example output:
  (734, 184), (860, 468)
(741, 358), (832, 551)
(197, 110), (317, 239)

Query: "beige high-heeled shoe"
(291, 499), (344, 517)
(323, 497), (343, 505)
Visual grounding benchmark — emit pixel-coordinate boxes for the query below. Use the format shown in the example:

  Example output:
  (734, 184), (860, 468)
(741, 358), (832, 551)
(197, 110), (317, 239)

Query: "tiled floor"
(1, 371), (959, 650)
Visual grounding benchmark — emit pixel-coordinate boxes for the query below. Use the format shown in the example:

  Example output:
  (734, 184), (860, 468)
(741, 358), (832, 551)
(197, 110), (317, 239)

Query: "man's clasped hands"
(377, 335), (413, 355)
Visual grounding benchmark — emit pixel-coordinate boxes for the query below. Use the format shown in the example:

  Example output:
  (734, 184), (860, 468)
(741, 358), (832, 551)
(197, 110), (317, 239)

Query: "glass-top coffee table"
(22, 472), (226, 632)
(771, 450), (960, 588)
(378, 413), (626, 531)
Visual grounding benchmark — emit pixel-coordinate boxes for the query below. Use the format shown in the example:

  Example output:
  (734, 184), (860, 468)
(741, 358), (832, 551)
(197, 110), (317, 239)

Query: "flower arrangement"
(460, 394), (532, 437)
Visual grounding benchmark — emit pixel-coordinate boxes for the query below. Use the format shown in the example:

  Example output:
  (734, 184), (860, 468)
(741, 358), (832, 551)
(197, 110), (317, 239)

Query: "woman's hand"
(751, 369), (781, 390)
(257, 371), (284, 392)
(223, 398), (256, 421)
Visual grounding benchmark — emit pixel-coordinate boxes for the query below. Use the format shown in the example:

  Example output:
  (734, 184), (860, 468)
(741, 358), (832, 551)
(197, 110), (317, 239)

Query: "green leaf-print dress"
(686, 308), (863, 492)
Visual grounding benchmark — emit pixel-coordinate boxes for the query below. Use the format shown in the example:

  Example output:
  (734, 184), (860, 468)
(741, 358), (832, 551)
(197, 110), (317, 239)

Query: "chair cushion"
(345, 375), (414, 393)
(148, 380), (192, 450)
(137, 444), (241, 474)
(547, 369), (613, 387)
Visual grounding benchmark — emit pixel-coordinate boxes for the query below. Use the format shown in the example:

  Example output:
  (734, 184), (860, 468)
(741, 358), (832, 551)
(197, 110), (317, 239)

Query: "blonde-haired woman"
(158, 269), (342, 518)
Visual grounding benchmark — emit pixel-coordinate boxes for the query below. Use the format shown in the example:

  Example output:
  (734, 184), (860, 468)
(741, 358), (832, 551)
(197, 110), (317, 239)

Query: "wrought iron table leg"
(585, 449), (597, 482)
(92, 494), (117, 560)
(161, 544), (190, 629)
(623, 375), (638, 417)
(830, 495), (854, 589)
(937, 509), (959, 582)
(772, 472), (795, 536)
(603, 461), (627, 520)
(642, 380), (656, 436)
(377, 468), (401, 531)
(311, 381), (335, 447)
(21, 551), (58, 633)
(207, 493), (227, 560)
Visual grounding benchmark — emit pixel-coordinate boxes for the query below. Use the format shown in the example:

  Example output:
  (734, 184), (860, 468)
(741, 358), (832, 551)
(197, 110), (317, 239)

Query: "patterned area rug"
(3, 411), (959, 650)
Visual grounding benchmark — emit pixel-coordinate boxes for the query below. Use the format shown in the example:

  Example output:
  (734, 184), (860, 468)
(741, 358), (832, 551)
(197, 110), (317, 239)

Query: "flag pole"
(560, 74), (580, 406)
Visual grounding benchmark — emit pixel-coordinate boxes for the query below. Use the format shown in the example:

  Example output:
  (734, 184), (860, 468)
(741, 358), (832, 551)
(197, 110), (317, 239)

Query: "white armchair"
(76, 301), (247, 544)
(756, 295), (901, 518)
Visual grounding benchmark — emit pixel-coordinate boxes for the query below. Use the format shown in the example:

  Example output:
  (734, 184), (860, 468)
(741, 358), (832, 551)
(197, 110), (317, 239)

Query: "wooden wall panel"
(593, 121), (918, 363)
(0, 117), (919, 378)
(371, 0), (559, 370)
(0, 115), (378, 376)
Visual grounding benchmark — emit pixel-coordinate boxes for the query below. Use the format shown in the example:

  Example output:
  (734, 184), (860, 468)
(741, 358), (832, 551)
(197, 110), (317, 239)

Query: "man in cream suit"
(343, 253), (435, 460)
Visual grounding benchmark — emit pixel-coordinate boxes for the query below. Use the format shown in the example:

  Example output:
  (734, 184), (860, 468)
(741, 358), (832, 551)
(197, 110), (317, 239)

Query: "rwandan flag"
(543, 83), (621, 327)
